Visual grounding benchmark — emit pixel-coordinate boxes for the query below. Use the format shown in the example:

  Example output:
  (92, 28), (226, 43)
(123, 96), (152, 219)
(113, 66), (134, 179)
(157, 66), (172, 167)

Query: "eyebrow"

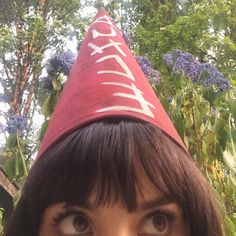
(62, 196), (174, 212)
(137, 196), (174, 212)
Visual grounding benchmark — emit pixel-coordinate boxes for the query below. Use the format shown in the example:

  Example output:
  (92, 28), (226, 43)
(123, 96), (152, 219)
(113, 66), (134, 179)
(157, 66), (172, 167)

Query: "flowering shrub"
(47, 50), (75, 77)
(6, 114), (28, 134)
(163, 50), (230, 92)
(122, 31), (132, 49)
(41, 50), (76, 92)
(135, 56), (160, 85)
(41, 76), (53, 91)
(135, 56), (152, 75)
(160, 50), (236, 231)
(200, 63), (230, 92)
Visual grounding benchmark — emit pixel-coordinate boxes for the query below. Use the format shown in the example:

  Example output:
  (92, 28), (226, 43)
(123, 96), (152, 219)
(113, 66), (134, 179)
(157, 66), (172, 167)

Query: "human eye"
(52, 210), (93, 236)
(138, 209), (177, 236)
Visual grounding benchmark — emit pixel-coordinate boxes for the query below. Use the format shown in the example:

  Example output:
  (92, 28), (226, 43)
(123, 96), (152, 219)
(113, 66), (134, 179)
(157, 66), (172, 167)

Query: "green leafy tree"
(131, 0), (236, 231)
(0, 0), (83, 227)
(0, 0), (82, 183)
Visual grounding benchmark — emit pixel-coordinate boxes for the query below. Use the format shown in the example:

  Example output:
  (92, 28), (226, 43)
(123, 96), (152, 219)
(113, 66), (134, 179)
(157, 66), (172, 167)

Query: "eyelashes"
(51, 208), (93, 235)
(52, 207), (177, 223)
(52, 210), (79, 226)
(138, 208), (177, 235)
(51, 206), (178, 236)
(145, 208), (177, 222)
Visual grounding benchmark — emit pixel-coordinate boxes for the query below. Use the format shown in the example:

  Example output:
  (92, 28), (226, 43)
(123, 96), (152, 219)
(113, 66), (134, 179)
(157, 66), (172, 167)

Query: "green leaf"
(212, 115), (228, 160)
(203, 88), (217, 106)
(172, 76), (182, 89)
(0, 208), (4, 233)
(14, 154), (20, 178)
(195, 107), (203, 129)
(3, 152), (26, 181)
(6, 134), (17, 148)
(173, 113), (186, 139)
(52, 79), (62, 91)
(212, 115), (224, 134)
(4, 156), (16, 180)
(217, 127), (228, 155)
(175, 93), (183, 113)
(38, 120), (49, 141)
(228, 99), (236, 121)
(41, 95), (51, 117)
(41, 94), (56, 117)
(202, 140), (208, 161)
(203, 132), (216, 158)
(225, 216), (236, 236)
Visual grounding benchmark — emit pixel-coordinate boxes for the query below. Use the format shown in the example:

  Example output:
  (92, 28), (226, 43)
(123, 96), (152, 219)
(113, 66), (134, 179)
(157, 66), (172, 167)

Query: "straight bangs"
(24, 119), (223, 236)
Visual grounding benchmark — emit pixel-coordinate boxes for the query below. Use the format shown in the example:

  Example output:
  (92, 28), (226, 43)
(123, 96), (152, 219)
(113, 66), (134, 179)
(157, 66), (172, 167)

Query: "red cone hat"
(37, 8), (187, 158)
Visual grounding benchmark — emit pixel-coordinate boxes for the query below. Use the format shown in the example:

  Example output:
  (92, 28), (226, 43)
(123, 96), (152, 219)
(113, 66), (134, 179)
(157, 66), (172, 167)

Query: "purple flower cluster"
(42, 50), (76, 91)
(149, 69), (160, 85)
(122, 31), (132, 49)
(0, 93), (9, 103)
(163, 50), (230, 92)
(135, 56), (152, 75)
(6, 114), (28, 134)
(135, 56), (160, 85)
(47, 50), (75, 77)
(163, 50), (201, 83)
(41, 76), (53, 91)
(200, 63), (230, 92)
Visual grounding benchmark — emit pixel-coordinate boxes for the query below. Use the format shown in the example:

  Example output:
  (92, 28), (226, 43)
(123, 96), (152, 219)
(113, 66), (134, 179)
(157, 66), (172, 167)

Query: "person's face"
(39, 166), (190, 236)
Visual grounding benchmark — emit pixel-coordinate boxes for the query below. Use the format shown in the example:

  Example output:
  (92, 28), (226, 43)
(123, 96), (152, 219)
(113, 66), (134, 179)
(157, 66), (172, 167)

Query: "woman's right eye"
(139, 214), (169, 235)
(138, 209), (177, 236)
(57, 214), (93, 236)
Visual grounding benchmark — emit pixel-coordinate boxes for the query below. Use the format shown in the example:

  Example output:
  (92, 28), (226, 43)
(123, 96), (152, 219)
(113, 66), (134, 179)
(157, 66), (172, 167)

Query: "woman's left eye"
(57, 214), (93, 235)
(139, 213), (173, 236)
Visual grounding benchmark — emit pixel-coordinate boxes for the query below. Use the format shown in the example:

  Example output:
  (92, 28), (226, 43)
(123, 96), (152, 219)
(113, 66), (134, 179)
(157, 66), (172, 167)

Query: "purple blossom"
(163, 50), (230, 91)
(135, 56), (152, 76)
(181, 51), (195, 62)
(41, 76), (53, 91)
(164, 50), (201, 83)
(122, 31), (132, 49)
(184, 62), (202, 83)
(47, 50), (75, 76)
(163, 53), (173, 66)
(149, 69), (160, 85)
(6, 114), (28, 134)
(200, 63), (230, 92)
(0, 93), (9, 103)
(135, 56), (160, 85)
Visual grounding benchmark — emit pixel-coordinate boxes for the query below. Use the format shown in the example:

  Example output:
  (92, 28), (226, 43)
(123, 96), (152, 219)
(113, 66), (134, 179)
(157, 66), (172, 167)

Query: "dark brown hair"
(3, 119), (225, 236)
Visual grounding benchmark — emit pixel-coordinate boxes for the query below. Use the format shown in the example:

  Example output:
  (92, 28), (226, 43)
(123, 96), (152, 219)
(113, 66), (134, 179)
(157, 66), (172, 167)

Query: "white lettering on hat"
(89, 14), (155, 119)
(92, 27), (116, 39)
(92, 15), (116, 28)
(96, 82), (155, 118)
(96, 55), (135, 81)
(88, 39), (126, 56)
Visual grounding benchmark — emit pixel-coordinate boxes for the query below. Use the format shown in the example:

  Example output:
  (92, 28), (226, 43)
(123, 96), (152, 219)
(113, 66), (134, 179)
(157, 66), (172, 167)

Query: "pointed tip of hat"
(98, 6), (106, 11)
(97, 7), (107, 14)
(93, 7), (108, 19)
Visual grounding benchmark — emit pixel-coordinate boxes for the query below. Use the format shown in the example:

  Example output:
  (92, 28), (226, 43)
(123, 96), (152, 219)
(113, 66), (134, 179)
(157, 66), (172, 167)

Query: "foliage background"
(0, 0), (235, 233)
